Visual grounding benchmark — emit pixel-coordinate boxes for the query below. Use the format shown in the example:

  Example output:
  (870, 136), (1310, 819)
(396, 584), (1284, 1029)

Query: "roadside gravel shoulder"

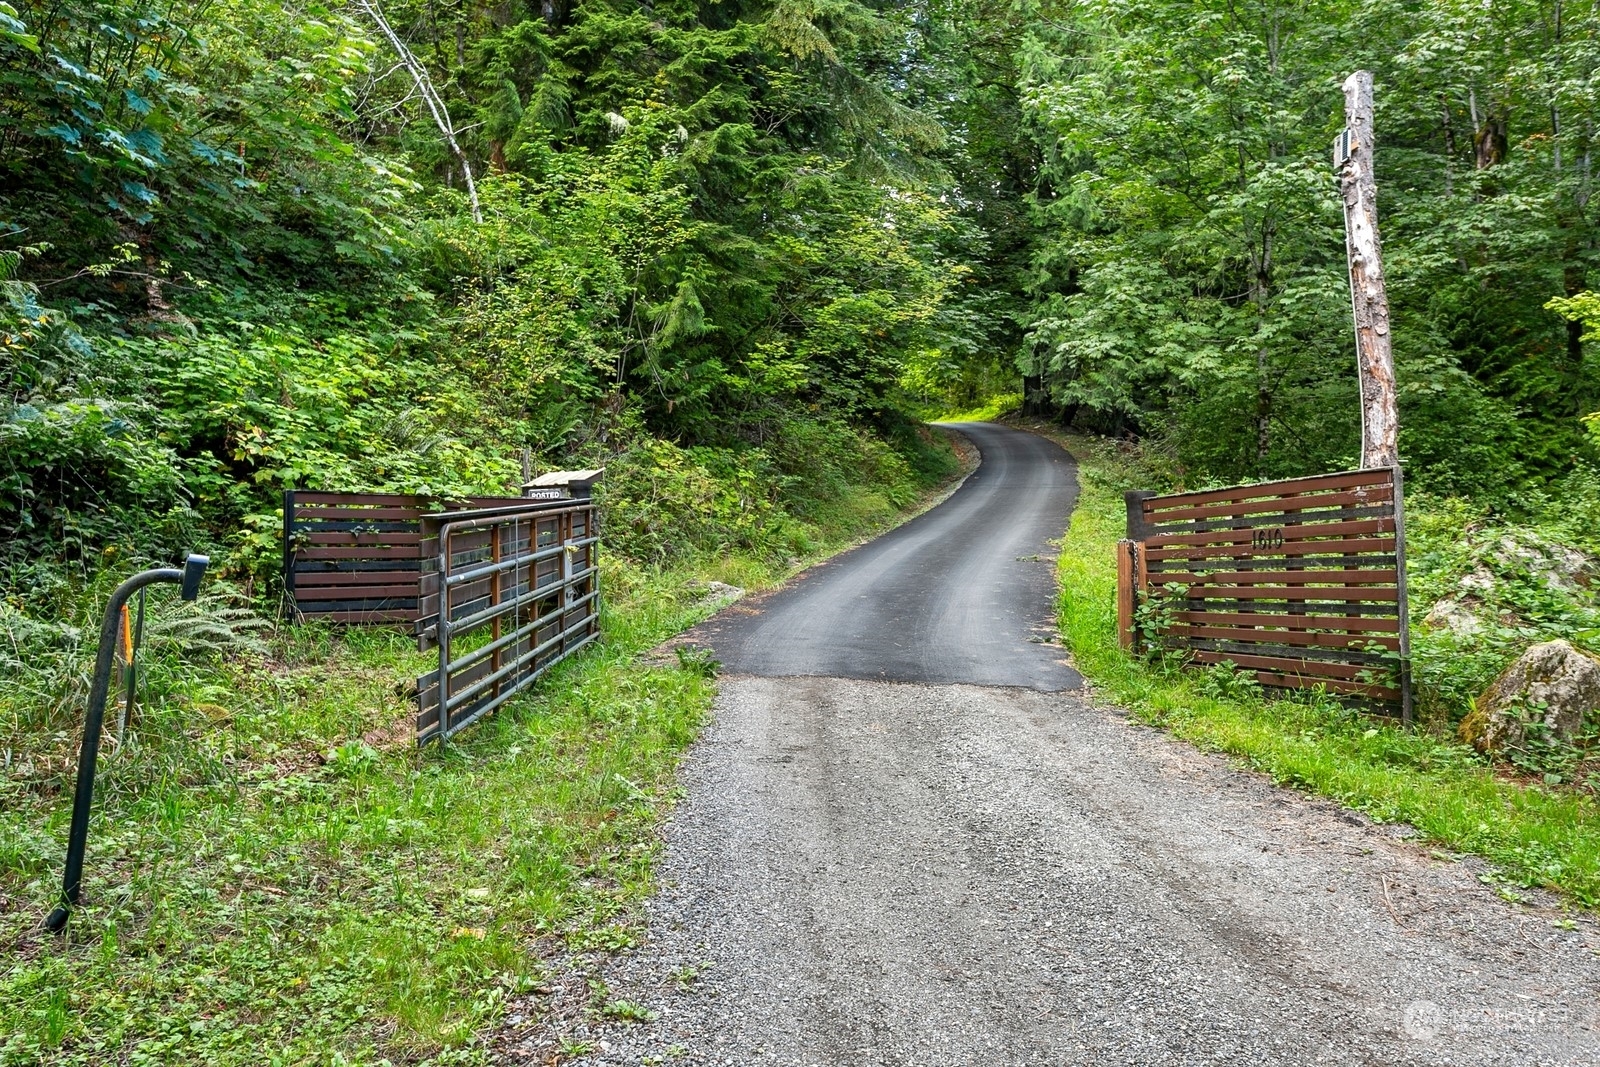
(506, 676), (1600, 1066)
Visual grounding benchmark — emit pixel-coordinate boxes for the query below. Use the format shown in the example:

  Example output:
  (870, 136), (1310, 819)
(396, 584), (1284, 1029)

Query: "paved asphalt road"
(509, 424), (1600, 1067)
(686, 422), (1081, 691)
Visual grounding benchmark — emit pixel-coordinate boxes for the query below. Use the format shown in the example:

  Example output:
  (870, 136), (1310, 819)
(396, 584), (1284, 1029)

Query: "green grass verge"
(1053, 430), (1600, 909)
(2, 569), (713, 1067)
(0, 438), (964, 1067)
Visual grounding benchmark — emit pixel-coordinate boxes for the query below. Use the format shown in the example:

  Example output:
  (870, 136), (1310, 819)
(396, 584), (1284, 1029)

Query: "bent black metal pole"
(44, 554), (208, 934)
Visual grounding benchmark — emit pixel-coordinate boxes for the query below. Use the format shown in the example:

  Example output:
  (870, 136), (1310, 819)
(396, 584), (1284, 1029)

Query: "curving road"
(510, 423), (1600, 1067)
(689, 422), (1081, 690)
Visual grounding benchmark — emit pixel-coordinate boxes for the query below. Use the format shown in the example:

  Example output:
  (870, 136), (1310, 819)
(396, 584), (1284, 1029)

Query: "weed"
(601, 999), (658, 1023)
(1131, 581), (1185, 660)
(1503, 709), (1600, 785)
(1197, 661), (1264, 703)
(324, 739), (381, 778)
(672, 962), (705, 991)
(673, 645), (720, 678)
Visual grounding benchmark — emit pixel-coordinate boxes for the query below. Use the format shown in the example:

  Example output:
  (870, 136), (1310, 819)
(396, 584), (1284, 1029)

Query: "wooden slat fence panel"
(1118, 468), (1412, 719)
(284, 490), (530, 628)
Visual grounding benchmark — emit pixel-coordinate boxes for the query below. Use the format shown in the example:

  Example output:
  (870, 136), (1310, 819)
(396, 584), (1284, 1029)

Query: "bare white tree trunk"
(358, 0), (482, 224)
(1337, 71), (1399, 469)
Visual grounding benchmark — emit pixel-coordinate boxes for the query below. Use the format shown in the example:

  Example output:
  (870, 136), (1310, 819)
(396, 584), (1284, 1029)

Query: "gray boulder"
(1422, 598), (1483, 636)
(1461, 639), (1600, 756)
(1491, 533), (1590, 594)
(690, 580), (745, 608)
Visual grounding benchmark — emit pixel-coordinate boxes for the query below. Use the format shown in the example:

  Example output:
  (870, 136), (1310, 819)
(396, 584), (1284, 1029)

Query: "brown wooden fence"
(283, 490), (532, 629)
(1115, 467), (1412, 719)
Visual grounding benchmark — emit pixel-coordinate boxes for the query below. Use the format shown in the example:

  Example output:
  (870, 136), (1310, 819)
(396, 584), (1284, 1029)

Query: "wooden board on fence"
(284, 490), (528, 626)
(1126, 467), (1412, 719)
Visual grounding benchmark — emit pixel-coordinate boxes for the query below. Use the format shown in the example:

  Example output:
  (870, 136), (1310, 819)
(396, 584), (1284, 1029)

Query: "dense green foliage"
(0, 0), (992, 582)
(7, 0), (1598, 562)
(1015, 0), (1600, 494)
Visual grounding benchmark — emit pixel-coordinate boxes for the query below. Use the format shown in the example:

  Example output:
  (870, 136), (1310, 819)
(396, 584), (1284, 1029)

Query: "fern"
(143, 587), (272, 658)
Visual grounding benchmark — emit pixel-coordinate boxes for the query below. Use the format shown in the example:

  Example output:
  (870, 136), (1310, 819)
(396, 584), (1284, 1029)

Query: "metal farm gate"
(415, 503), (600, 744)
(283, 490), (601, 743)
(1116, 468), (1412, 720)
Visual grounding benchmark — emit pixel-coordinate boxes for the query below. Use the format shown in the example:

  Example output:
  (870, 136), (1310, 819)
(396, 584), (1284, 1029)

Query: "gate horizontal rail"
(1116, 467), (1412, 719)
(415, 502), (600, 745)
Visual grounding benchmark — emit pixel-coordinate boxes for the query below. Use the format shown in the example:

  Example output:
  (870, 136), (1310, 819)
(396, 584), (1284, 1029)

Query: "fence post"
(1121, 491), (1155, 654)
(282, 489), (296, 617)
(1116, 539), (1137, 650)
(1124, 490), (1156, 540)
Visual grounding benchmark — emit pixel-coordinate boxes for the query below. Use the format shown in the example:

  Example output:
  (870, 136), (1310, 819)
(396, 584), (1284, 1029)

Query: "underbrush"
(1051, 428), (1600, 909)
(0, 429), (960, 1066)
(905, 390), (1022, 425)
(599, 411), (955, 569)
(1404, 488), (1600, 734)
(3, 276), (959, 594)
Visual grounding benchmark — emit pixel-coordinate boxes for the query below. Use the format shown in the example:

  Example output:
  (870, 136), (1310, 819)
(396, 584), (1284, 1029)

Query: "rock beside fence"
(1460, 639), (1600, 757)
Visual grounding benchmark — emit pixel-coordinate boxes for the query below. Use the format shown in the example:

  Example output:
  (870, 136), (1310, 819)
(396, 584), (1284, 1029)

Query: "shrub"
(0, 399), (194, 569)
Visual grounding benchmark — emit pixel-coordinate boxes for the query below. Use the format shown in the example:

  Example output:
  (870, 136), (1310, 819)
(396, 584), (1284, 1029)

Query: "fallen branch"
(1380, 874), (1408, 929)
(355, 0), (482, 224)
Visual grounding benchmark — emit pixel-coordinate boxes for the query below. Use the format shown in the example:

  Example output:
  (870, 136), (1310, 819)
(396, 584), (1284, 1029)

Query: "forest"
(2, 0), (1600, 1063)
(2, 0), (1598, 572)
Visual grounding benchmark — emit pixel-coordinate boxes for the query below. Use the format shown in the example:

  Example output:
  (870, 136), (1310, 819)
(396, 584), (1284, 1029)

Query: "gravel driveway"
(503, 425), (1600, 1066)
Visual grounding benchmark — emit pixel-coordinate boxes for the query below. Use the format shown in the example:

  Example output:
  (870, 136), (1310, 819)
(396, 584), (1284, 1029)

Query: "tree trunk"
(1247, 211), (1275, 476)
(1474, 115), (1507, 169)
(1022, 373), (1046, 415)
(1469, 85), (1507, 171)
(1565, 261), (1586, 409)
(1441, 96), (1456, 198)
(1338, 71), (1400, 470)
(1553, 104), (1562, 174)
(1251, 246), (1272, 477)
(1255, 353), (1271, 475)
